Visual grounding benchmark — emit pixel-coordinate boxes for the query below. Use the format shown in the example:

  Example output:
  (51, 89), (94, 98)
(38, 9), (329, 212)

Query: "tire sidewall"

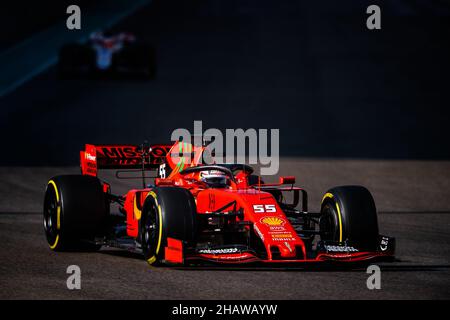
(43, 175), (107, 251)
(321, 186), (379, 250)
(141, 187), (197, 265)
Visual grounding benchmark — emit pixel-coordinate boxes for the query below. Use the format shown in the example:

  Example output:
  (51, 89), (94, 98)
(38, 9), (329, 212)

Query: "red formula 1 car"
(43, 141), (395, 266)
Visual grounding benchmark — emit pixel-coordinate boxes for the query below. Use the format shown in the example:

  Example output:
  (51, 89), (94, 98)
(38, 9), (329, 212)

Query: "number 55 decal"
(253, 204), (277, 213)
(159, 163), (166, 179)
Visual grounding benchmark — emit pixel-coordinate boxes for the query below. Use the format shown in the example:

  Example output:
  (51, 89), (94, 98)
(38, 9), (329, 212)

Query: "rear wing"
(80, 144), (172, 176)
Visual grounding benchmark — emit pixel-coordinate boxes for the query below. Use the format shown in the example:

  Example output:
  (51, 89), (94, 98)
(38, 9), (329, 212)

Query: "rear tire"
(141, 187), (197, 265)
(320, 186), (379, 250)
(43, 175), (108, 251)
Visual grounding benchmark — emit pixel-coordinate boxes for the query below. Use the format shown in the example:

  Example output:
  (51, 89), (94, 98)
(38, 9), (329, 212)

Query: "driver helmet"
(200, 170), (228, 187)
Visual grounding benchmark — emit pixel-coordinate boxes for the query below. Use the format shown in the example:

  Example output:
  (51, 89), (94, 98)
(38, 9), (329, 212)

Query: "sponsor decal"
(268, 231), (291, 235)
(198, 248), (239, 254)
(269, 226), (286, 231)
(325, 245), (359, 253)
(271, 233), (295, 239)
(260, 216), (285, 227)
(95, 145), (171, 166)
(380, 236), (389, 251)
(217, 253), (254, 260)
(272, 237), (295, 241)
(99, 146), (139, 158)
(85, 152), (96, 161)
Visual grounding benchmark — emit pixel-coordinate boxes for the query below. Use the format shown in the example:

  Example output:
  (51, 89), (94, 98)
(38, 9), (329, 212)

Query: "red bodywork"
(80, 142), (394, 265)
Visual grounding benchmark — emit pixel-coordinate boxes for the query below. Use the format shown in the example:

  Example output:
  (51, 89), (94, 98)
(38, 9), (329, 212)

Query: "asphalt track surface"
(1, 0), (450, 299)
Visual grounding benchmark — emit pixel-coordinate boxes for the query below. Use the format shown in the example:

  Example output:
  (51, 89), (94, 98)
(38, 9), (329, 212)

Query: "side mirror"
(279, 176), (295, 184)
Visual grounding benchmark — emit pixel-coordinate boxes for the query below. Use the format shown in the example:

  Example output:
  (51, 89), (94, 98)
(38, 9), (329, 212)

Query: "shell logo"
(260, 216), (285, 227)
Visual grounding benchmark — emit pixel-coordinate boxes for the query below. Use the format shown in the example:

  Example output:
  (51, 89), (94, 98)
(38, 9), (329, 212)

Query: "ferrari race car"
(43, 141), (395, 266)
(58, 31), (156, 78)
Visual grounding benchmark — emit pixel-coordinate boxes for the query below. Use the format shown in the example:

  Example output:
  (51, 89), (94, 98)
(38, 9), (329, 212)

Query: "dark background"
(0, 1), (94, 50)
(1, 1), (450, 300)
(0, 0), (449, 163)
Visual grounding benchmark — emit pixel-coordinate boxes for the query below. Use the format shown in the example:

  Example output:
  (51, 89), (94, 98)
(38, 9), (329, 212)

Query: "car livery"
(43, 140), (395, 266)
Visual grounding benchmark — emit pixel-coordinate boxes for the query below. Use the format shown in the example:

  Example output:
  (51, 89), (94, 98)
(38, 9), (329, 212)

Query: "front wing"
(163, 236), (396, 266)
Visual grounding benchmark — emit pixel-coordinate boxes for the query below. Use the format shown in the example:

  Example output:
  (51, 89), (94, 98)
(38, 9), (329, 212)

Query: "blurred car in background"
(58, 31), (156, 79)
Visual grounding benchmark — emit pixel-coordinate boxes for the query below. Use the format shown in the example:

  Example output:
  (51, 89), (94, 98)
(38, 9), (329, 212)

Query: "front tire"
(141, 187), (197, 265)
(320, 186), (379, 250)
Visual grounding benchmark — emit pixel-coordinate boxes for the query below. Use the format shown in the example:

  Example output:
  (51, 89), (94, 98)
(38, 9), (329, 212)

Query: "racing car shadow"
(173, 261), (450, 273)
(98, 250), (450, 273)
(99, 248), (144, 260)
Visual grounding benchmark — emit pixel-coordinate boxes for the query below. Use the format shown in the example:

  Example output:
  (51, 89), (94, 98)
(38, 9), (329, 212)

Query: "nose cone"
(254, 216), (305, 260)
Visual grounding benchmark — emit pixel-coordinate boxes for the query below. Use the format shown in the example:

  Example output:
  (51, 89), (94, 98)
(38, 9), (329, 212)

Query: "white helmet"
(200, 170), (228, 187)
